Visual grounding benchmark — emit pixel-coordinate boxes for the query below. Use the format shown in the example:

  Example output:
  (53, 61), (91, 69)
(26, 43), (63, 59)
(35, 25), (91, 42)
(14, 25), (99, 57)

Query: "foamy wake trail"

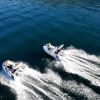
(19, 68), (69, 100)
(0, 61), (100, 100)
(0, 47), (100, 100)
(0, 64), (70, 100)
(56, 46), (100, 86)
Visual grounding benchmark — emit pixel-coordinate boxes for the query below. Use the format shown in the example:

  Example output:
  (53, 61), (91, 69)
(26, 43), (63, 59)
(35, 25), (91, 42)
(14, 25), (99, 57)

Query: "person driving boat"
(7, 65), (13, 70)
(55, 48), (61, 54)
(47, 43), (51, 50)
(7, 63), (17, 74)
(55, 45), (64, 54)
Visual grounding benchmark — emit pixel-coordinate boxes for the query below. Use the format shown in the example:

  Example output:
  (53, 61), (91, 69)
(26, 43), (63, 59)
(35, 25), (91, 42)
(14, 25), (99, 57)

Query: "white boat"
(2, 60), (25, 79)
(43, 43), (64, 60)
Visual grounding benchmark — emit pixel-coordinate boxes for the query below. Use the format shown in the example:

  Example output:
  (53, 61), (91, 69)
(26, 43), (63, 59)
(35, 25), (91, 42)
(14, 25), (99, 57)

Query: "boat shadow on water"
(0, 83), (16, 100)
(53, 67), (100, 95)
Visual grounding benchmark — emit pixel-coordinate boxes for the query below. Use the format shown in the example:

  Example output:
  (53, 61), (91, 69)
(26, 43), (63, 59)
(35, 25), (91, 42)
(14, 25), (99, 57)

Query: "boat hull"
(2, 65), (14, 79)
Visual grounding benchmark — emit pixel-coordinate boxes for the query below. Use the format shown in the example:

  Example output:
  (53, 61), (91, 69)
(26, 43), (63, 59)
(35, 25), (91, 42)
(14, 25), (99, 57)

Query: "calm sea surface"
(0, 0), (100, 100)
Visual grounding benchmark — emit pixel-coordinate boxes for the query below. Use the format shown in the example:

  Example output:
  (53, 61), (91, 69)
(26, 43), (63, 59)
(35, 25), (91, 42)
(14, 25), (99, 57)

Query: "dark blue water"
(0, 0), (100, 100)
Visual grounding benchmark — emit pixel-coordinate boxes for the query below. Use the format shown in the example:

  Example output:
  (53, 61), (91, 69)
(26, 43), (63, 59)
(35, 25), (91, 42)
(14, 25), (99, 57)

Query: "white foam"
(1, 47), (100, 100)
(55, 46), (100, 86)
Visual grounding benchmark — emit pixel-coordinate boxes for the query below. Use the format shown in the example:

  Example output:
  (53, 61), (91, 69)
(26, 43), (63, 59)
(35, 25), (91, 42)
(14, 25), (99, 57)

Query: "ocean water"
(0, 0), (100, 100)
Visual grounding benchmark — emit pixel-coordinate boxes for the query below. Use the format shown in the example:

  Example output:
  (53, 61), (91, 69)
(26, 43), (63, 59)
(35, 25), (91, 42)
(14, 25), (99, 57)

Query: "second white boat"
(43, 43), (64, 60)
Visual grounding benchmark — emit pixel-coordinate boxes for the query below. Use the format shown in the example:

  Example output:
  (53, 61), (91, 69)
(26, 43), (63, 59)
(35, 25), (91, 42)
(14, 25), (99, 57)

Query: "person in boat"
(47, 43), (51, 50)
(7, 64), (13, 70)
(55, 48), (62, 54)
(55, 48), (61, 55)
(12, 68), (17, 73)
(55, 44), (64, 55)
(7, 64), (17, 74)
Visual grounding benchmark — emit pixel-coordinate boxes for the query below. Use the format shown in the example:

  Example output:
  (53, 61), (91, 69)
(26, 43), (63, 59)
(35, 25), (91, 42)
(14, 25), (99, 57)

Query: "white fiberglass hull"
(2, 64), (15, 79)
